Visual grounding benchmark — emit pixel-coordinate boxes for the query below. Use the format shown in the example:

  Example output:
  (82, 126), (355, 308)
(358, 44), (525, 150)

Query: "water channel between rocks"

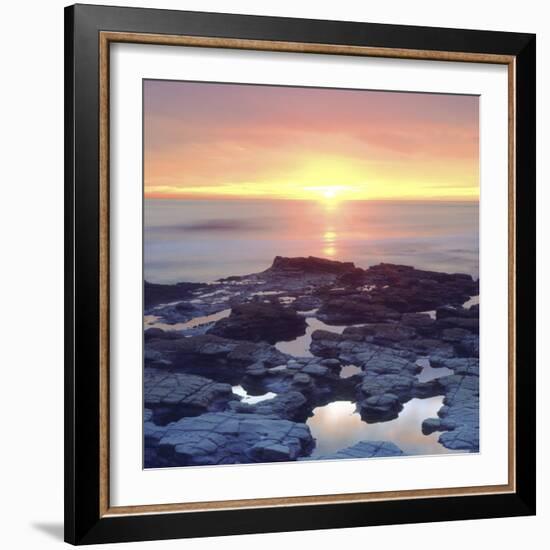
(144, 308), (231, 331)
(275, 315), (347, 357)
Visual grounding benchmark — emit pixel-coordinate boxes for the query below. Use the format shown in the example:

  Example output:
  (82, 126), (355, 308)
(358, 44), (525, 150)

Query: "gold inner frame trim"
(98, 31), (517, 518)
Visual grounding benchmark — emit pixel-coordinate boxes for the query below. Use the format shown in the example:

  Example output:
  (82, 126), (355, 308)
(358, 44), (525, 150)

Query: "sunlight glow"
(145, 155), (478, 201)
(144, 82), (480, 201)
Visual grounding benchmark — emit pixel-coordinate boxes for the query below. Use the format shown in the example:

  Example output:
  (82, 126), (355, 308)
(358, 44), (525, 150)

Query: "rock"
(397, 338), (455, 361)
(449, 358), (479, 376)
(242, 391), (309, 421)
(355, 344), (417, 373)
(436, 317), (479, 333)
(245, 362), (268, 377)
(421, 417), (442, 434)
(144, 369), (235, 424)
(308, 440), (405, 460)
(453, 335), (480, 358)
(336, 267), (372, 286)
(317, 296), (401, 325)
(302, 364), (330, 377)
(250, 442), (292, 461)
(359, 393), (403, 422)
(155, 412), (314, 466)
(345, 323), (416, 344)
(436, 305), (478, 320)
(431, 370), (480, 451)
(208, 302), (307, 344)
(400, 313), (436, 336)
(144, 327), (166, 341)
(268, 256), (355, 275)
(320, 358), (341, 370)
(292, 295), (322, 311)
(422, 417), (458, 435)
(144, 348), (172, 368)
(292, 373), (312, 386)
(146, 334), (290, 383)
(143, 258), (480, 465)
(361, 264), (478, 313)
(441, 327), (472, 342)
(227, 391), (308, 421)
(144, 280), (204, 309)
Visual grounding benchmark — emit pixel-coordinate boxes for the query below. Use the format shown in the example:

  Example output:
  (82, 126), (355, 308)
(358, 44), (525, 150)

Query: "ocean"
(144, 199), (478, 284)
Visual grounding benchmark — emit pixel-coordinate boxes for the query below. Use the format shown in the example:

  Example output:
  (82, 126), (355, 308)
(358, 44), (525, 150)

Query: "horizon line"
(143, 195), (479, 202)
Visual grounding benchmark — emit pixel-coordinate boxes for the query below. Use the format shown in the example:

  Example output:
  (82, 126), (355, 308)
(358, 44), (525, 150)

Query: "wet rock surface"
(227, 391), (309, 422)
(303, 440), (405, 460)
(144, 281), (205, 309)
(144, 257), (480, 466)
(145, 411), (314, 467)
(421, 358), (480, 451)
(144, 368), (235, 424)
(145, 333), (290, 384)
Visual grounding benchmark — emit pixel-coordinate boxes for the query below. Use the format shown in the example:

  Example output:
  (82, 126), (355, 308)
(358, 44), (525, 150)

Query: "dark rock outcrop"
(208, 302), (307, 344)
(144, 280), (204, 309)
(317, 297), (401, 325)
(268, 256), (355, 275)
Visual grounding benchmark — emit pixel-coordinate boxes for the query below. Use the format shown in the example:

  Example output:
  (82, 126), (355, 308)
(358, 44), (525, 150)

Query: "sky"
(143, 80), (479, 202)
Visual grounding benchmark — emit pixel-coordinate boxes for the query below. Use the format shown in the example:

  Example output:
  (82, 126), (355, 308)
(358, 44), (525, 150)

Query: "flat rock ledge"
(146, 334), (290, 384)
(303, 441), (405, 461)
(421, 357), (480, 452)
(227, 391), (310, 422)
(144, 368), (235, 424)
(147, 412), (314, 467)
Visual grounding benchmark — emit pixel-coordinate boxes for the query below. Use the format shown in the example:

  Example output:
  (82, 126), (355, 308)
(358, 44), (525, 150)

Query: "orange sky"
(144, 80), (479, 201)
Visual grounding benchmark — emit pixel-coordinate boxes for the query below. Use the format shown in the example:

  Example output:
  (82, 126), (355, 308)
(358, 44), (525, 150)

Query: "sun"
(315, 186), (343, 202)
(303, 184), (349, 206)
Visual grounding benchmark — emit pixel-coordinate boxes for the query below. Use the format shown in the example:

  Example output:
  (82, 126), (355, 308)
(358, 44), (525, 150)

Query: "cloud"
(146, 219), (268, 232)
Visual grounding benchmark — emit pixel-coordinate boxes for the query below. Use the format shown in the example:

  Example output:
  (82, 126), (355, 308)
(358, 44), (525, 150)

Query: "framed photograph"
(65, 3), (536, 545)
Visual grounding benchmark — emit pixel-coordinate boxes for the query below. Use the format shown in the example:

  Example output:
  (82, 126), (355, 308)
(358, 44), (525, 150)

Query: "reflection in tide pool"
(340, 365), (362, 379)
(144, 308), (231, 331)
(232, 385), (277, 404)
(275, 317), (346, 357)
(463, 294), (479, 309)
(416, 357), (453, 383)
(307, 397), (459, 457)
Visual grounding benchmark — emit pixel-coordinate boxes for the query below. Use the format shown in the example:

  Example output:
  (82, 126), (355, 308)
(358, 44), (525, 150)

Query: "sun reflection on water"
(323, 227), (338, 257)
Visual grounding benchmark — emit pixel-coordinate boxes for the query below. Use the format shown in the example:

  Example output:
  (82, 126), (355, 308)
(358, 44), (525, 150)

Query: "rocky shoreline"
(144, 256), (479, 467)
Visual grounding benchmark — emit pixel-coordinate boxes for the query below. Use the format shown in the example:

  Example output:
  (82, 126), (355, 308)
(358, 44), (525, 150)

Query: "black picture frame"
(65, 3), (536, 545)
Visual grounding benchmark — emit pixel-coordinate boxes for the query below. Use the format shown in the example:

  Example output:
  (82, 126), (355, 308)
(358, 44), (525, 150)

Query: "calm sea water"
(144, 199), (478, 284)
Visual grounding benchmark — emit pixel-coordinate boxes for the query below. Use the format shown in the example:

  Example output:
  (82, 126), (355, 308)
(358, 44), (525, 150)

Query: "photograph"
(142, 80), (481, 468)
(59, 2), (537, 545)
